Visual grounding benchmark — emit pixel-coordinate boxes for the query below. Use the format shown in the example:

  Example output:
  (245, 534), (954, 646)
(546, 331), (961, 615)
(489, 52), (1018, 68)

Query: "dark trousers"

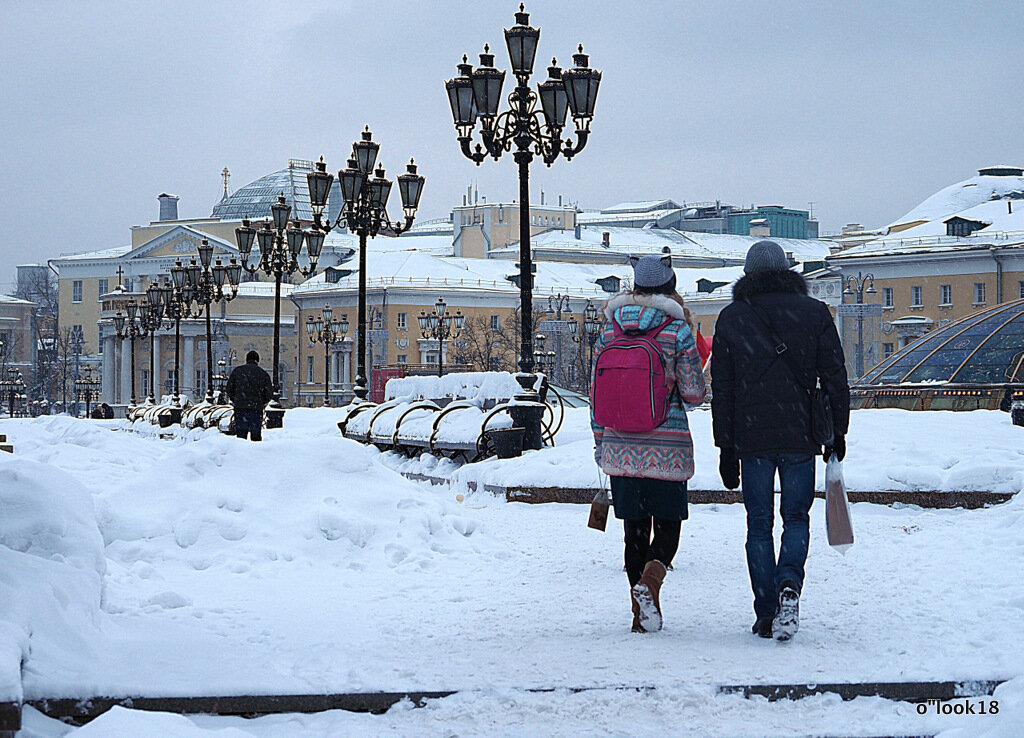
(741, 453), (815, 619)
(623, 518), (681, 588)
(235, 408), (263, 442)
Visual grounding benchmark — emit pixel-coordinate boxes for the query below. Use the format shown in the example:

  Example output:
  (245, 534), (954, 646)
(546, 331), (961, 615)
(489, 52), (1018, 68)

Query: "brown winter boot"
(630, 588), (645, 633)
(632, 560), (667, 632)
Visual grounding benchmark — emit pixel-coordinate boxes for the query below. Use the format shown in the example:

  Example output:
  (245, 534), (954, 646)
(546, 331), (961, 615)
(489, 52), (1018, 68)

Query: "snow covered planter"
(340, 372), (548, 461)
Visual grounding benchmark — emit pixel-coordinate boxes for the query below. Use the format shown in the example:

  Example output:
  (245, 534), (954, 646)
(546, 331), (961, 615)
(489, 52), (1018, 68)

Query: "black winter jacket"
(226, 361), (274, 411)
(711, 269), (850, 458)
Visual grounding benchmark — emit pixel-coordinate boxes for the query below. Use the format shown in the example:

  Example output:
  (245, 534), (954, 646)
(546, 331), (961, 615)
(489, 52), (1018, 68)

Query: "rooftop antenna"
(221, 167), (231, 198)
(808, 201), (816, 220)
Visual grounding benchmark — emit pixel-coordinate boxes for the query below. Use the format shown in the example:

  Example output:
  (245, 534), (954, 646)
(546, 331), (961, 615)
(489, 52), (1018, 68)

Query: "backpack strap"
(743, 297), (816, 393)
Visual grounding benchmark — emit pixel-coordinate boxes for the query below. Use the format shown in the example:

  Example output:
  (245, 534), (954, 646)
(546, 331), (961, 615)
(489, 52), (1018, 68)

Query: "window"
(974, 282), (986, 305)
(1019, 281), (1024, 299)
(307, 356), (314, 383)
(195, 369), (205, 396)
(911, 286), (923, 306)
(97, 279), (108, 298)
(141, 370), (150, 397)
(940, 284), (952, 306)
(883, 343), (895, 359)
(883, 287), (894, 308)
(397, 312), (408, 331)
(165, 370), (175, 394)
(488, 356), (502, 371)
(490, 314), (500, 331)
(72, 280), (83, 303)
(397, 355), (408, 364)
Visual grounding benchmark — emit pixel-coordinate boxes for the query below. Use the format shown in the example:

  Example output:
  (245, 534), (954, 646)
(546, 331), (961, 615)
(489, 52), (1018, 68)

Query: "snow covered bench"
(339, 372), (538, 460)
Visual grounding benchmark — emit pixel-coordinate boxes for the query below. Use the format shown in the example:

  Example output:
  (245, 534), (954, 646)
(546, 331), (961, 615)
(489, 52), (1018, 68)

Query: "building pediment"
(126, 226), (238, 262)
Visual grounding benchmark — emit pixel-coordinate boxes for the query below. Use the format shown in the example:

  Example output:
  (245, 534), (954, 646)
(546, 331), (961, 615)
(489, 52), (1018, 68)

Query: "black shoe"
(752, 616), (773, 639)
(773, 583), (800, 642)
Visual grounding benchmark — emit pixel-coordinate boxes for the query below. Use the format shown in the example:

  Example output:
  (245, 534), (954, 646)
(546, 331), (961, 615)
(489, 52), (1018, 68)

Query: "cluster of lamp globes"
(113, 239), (243, 340)
(444, 4), (601, 161)
(419, 298), (466, 339)
(306, 305), (349, 345)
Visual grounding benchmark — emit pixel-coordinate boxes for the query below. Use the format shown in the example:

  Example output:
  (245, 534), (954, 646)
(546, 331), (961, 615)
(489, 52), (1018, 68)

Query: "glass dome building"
(853, 299), (1024, 410)
(212, 159), (343, 225)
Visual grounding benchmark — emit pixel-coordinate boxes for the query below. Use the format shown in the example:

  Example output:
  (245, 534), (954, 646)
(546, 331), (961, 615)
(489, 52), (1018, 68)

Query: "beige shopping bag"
(825, 455), (854, 552)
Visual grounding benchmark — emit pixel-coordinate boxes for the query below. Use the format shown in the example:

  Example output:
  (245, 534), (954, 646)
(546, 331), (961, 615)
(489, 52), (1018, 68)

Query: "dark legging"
(623, 517), (682, 587)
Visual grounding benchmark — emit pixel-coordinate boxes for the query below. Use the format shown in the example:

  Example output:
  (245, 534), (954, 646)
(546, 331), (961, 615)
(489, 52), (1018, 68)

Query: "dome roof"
(212, 159), (342, 224)
(858, 299), (1024, 387)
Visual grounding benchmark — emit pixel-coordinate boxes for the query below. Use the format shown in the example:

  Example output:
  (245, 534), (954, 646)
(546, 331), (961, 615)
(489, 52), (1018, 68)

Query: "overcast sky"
(2, 0), (1023, 288)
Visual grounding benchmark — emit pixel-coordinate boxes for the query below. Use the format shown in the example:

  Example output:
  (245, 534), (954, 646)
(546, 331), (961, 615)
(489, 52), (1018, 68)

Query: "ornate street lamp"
(69, 324), (84, 416)
(2, 368), (25, 417)
(843, 271), (878, 379)
(234, 194), (322, 425)
(571, 300), (603, 391)
(163, 263), (201, 408)
(212, 359), (229, 405)
(445, 4), (600, 448)
(74, 366), (101, 418)
(418, 297), (465, 378)
(189, 239), (241, 403)
(533, 332), (557, 375)
(135, 281), (167, 404)
(306, 305), (348, 406)
(113, 301), (145, 406)
(303, 128), (425, 400)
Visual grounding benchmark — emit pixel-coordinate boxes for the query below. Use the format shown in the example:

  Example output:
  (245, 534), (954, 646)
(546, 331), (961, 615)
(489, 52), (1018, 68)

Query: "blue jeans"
(741, 454), (815, 619)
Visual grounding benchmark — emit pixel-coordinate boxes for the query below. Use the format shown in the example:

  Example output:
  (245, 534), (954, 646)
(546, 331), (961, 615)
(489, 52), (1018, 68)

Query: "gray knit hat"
(744, 240), (790, 274)
(629, 251), (674, 288)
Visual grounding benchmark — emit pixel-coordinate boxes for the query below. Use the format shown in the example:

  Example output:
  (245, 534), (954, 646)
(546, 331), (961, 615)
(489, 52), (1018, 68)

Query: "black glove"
(824, 433), (846, 462)
(719, 449), (740, 490)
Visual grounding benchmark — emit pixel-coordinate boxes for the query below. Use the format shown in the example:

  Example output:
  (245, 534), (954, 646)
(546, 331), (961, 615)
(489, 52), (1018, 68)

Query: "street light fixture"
(418, 297), (465, 377)
(1, 368), (25, 417)
(189, 238), (242, 403)
(234, 194), (322, 425)
(212, 358), (229, 405)
(306, 305), (348, 406)
(74, 366), (101, 418)
(114, 301), (144, 406)
(446, 4), (600, 448)
(304, 128), (425, 400)
(571, 299), (603, 392)
(69, 324), (84, 416)
(843, 271), (877, 379)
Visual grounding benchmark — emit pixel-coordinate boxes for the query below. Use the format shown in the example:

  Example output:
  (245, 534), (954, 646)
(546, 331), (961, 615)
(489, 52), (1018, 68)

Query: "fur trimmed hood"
(732, 269), (808, 300)
(602, 292), (685, 321)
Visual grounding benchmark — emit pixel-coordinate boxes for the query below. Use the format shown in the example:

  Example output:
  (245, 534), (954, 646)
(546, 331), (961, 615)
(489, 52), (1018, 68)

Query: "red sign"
(371, 368), (405, 404)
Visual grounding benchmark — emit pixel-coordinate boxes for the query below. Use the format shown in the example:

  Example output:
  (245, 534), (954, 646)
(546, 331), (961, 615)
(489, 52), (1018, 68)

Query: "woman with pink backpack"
(591, 251), (707, 633)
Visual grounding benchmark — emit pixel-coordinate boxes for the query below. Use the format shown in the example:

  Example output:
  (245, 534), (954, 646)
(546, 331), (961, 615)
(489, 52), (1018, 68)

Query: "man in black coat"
(226, 350), (274, 441)
(711, 240), (850, 641)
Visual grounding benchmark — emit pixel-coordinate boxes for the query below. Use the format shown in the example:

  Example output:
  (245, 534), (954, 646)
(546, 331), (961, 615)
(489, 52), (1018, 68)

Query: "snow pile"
(66, 705), (254, 737)
(0, 455), (106, 703)
(385, 372), (522, 402)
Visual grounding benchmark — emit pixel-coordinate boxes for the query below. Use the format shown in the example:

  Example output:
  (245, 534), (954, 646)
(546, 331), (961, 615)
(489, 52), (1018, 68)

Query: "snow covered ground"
(2, 408), (1023, 736)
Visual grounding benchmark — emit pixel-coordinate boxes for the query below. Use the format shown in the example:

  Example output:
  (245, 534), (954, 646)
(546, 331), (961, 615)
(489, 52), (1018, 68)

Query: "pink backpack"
(591, 317), (674, 433)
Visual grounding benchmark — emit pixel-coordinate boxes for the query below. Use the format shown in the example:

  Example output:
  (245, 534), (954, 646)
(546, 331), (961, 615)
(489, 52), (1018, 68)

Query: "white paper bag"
(825, 454), (854, 553)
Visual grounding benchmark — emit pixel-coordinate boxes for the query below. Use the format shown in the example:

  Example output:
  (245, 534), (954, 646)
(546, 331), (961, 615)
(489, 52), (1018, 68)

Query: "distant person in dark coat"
(226, 350), (274, 441)
(711, 240), (850, 641)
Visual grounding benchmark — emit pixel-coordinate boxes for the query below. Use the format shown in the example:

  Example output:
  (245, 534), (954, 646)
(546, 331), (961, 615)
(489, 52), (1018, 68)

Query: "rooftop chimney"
(602, 231), (610, 247)
(158, 193), (179, 222)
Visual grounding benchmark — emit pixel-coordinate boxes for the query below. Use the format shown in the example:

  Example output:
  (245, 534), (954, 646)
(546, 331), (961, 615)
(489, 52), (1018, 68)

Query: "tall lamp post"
(190, 239), (242, 403)
(842, 271), (877, 379)
(418, 297), (466, 377)
(2, 368), (25, 417)
(165, 263), (198, 408)
(302, 128), (425, 401)
(445, 5), (601, 448)
(234, 196), (323, 426)
(138, 282), (167, 404)
(113, 301), (144, 406)
(570, 300), (603, 392)
(541, 292), (574, 386)
(533, 333), (557, 376)
(212, 359), (229, 405)
(306, 306), (348, 406)
(70, 324), (84, 416)
(74, 366), (101, 418)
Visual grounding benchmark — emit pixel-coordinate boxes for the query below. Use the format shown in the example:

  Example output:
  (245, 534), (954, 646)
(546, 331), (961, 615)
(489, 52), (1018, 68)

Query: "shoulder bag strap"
(743, 298), (816, 393)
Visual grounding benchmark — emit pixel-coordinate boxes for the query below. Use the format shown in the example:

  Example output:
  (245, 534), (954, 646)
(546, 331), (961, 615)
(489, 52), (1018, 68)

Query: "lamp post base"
(265, 402), (285, 429)
(509, 372), (547, 451)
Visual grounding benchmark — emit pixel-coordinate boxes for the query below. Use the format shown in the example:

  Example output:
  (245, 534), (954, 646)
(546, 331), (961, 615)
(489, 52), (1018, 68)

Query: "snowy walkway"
(2, 411), (1023, 737)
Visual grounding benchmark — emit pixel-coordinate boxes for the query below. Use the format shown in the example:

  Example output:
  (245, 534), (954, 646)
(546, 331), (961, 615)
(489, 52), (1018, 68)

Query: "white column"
(119, 337), (130, 404)
(101, 336), (115, 403)
(152, 335), (161, 398)
(182, 334), (194, 398)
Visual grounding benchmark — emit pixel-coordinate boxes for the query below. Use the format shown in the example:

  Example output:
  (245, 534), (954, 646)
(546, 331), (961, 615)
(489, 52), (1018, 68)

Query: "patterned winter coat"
(591, 294), (707, 482)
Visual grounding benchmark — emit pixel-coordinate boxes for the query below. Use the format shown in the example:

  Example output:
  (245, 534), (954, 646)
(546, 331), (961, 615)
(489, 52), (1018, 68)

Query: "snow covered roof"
(886, 167), (1024, 232)
(0, 293), (34, 305)
(602, 199), (681, 214)
(55, 245), (132, 261)
(492, 225), (832, 263)
(576, 208), (682, 226)
(236, 281), (295, 297)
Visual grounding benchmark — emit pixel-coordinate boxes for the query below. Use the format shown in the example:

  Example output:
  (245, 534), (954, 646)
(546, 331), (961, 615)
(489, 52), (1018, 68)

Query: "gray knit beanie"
(629, 252), (674, 288)
(744, 240), (790, 274)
